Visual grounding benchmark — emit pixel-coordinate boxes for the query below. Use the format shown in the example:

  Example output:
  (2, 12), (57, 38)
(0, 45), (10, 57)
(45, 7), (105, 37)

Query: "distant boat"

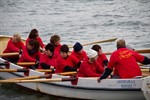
(0, 35), (149, 100)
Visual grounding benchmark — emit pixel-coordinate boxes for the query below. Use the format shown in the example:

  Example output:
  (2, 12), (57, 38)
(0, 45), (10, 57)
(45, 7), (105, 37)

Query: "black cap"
(73, 42), (83, 52)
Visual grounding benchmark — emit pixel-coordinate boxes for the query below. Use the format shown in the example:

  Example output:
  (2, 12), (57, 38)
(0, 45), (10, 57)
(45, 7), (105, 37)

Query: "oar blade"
(69, 38), (117, 48)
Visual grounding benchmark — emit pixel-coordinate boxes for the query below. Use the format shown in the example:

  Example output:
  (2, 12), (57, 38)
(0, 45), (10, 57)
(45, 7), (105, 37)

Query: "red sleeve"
(71, 55), (80, 66)
(4, 39), (19, 52)
(20, 41), (25, 50)
(95, 61), (104, 73)
(101, 53), (108, 61)
(37, 37), (45, 48)
(21, 47), (36, 62)
(40, 54), (46, 63)
(80, 62), (101, 77)
(56, 58), (67, 73)
(133, 51), (145, 63)
(107, 52), (117, 70)
(26, 38), (29, 46)
(82, 50), (88, 59)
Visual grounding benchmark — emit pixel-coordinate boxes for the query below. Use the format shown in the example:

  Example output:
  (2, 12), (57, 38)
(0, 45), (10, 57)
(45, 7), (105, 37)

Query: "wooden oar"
(7, 71), (77, 80)
(36, 69), (53, 72)
(104, 48), (150, 55)
(0, 69), (28, 72)
(57, 71), (77, 76)
(0, 52), (19, 57)
(17, 62), (35, 66)
(69, 38), (117, 48)
(8, 74), (51, 80)
(135, 49), (150, 53)
(0, 77), (77, 83)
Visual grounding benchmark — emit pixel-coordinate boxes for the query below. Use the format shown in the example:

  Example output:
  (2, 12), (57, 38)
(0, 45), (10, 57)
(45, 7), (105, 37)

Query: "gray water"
(0, 0), (150, 100)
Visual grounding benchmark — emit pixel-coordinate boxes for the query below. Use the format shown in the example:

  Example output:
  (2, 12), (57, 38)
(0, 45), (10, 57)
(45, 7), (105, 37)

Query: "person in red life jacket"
(55, 44), (81, 73)
(26, 29), (45, 51)
(77, 49), (104, 77)
(71, 42), (88, 62)
(97, 39), (150, 82)
(113, 44), (135, 77)
(3, 33), (25, 63)
(38, 43), (57, 70)
(91, 45), (108, 68)
(50, 34), (62, 59)
(18, 39), (41, 69)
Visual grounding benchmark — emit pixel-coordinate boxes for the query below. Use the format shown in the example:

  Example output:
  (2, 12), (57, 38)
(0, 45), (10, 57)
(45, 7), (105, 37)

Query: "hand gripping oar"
(17, 62), (36, 66)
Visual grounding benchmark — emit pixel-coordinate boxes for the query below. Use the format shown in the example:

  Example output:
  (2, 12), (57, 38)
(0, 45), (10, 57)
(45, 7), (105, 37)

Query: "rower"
(97, 39), (150, 82)
(2, 33), (25, 63)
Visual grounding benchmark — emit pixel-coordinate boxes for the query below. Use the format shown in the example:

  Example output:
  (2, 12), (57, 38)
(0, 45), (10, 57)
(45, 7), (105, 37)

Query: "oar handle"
(17, 62), (35, 66)
(57, 71), (77, 76)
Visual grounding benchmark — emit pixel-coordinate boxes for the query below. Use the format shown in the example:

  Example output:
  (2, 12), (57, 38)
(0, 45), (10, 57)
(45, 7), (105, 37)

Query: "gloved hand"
(50, 66), (55, 73)
(34, 60), (39, 69)
(35, 60), (39, 65)
(19, 49), (22, 54)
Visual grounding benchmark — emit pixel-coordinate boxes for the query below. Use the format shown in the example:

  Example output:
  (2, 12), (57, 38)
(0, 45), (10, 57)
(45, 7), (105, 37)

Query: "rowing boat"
(0, 35), (150, 100)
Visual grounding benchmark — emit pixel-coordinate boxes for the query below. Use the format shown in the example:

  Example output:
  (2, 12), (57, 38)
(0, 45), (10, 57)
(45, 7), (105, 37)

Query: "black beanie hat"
(73, 42), (83, 52)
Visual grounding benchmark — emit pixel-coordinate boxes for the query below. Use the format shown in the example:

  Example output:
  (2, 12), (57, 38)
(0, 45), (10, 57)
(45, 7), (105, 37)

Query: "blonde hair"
(12, 33), (21, 42)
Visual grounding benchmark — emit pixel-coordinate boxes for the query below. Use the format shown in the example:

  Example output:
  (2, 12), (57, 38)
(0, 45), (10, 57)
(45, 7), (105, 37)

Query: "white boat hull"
(0, 58), (149, 100)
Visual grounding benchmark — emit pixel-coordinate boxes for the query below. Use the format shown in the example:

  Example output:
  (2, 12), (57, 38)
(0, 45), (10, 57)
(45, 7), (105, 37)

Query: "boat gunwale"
(0, 66), (142, 91)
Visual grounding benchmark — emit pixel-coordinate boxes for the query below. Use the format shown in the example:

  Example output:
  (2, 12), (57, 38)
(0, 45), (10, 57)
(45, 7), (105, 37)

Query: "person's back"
(109, 47), (143, 78)
(97, 39), (150, 82)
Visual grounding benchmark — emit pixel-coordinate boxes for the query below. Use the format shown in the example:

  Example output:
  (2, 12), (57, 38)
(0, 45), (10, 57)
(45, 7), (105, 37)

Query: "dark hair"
(28, 39), (40, 52)
(50, 35), (60, 44)
(29, 29), (38, 39)
(45, 43), (55, 52)
(60, 44), (69, 53)
(91, 45), (101, 52)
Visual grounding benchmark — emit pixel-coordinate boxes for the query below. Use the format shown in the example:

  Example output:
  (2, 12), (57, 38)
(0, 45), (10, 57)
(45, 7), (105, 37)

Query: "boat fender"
(142, 76), (150, 100)
(4, 61), (10, 69)
(45, 72), (52, 79)
(70, 75), (78, 85)
(0, 61), (10, 69)
(23, 68), (29, 76)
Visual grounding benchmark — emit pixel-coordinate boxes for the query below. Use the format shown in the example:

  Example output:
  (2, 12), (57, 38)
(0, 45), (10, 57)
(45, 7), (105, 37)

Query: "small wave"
(116, 21), (150, 26)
